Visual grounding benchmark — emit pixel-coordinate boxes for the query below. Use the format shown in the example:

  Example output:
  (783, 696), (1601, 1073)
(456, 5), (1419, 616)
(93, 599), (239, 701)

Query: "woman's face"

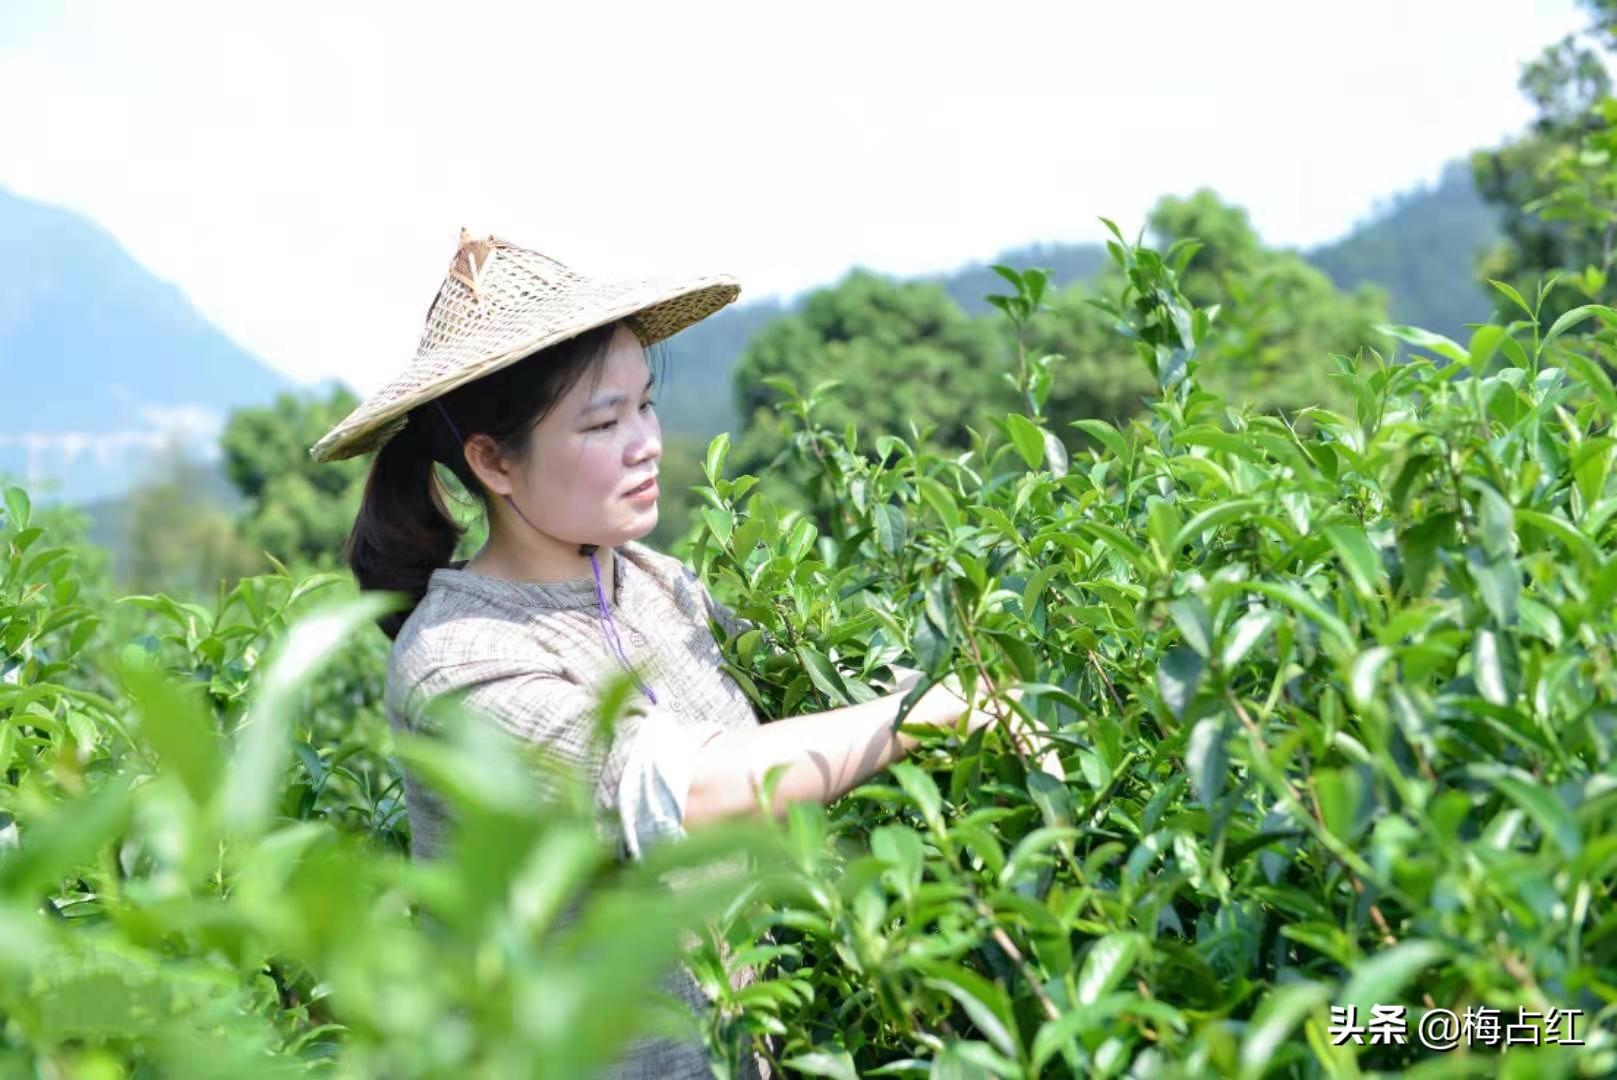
(503, 323), (662, 549)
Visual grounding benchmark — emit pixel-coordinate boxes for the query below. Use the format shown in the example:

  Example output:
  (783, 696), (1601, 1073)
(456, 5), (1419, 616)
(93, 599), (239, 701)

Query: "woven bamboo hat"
(309, 230), (741, 463)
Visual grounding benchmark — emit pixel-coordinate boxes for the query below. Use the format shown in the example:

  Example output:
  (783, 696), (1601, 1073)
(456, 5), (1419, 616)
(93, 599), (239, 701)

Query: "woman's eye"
(588, 402), (654, 433)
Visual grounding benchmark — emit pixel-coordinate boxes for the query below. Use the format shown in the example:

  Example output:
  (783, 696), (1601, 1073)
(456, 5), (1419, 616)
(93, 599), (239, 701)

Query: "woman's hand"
(914, 674), (1063, 780)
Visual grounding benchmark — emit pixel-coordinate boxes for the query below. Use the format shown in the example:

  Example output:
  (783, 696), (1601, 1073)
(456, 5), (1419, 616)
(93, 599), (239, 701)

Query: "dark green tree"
(728, 270), (1017, 489)
(1473, 0), (1617, 320)
(1144, 192), (1388, 411)
(220, 387), (371, 569)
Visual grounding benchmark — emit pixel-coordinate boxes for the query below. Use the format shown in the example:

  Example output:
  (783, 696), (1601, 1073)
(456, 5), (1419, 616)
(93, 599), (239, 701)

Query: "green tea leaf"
(1002, 826), (1084, 888)
(1487, 279), (1532, 319)
(1489, 775), (1579, 858)
(1185, 717), (1229, 806)
(1077, 932), (1143, 1006)
(917, 477), (962, 532)
(1070, 419), (1130, 465)
(1042, 427), (1070, 478)
(1377, 324), (1467, 366)
(122, 659), (222, 809)
(1167, 596), (1213, 658)
(704, 432), (731, 484)
(0, 780), (131, 898)
(1349, 646), (1393, 710)
(783, 1050), (859, 1080)
(702, 507), (734, 547)
(1246, 582), (1355, 658)
(796, 645), (852, 707)
(874, 504), (907, 556)
(1238, 982), (1332, 1080)
(1515, 508), (1600, 569)
(1561, 348), (1617, 416)
(1466, 549), (1520, 626)
(1222, 610), (1279, 670)
(1313, 767), (1363, 842)
(1078, 522), (1156, 579)
(870, 825), (924, 903)
(1472, 628), (1519, 707)
(1543, 303), (1616, 348)
(1338, 941), (1446, 1016)
(2, 487), (30, 533)
(1171, 499), (1262, 552)
(1006, 414), (1046, 471)
(1157, 645), (1204, 721)
(222, 593), (398, 837)
(919, 962), (1021, 1059)
(889, 762), (944, 836)
(1324, 524), (1384, 597)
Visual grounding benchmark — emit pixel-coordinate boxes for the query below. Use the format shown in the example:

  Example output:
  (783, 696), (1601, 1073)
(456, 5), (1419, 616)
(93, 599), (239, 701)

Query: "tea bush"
(681, 227), (1617, 1076)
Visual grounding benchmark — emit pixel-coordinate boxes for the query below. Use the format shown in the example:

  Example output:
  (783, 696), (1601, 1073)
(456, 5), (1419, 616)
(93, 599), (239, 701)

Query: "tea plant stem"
(1294, 761), (1439, 1008)
(1087, 648), (1127, 715)
(938, 837), (1062, 1024)
(1232, 693), (1436, 1002)
(1498, 950), (1550, 1012)
(952, 586), (1033, 771)
(1078, 750), (1140, 826)
(1223, 689), (1385, 888)
(1015, 332), (1036, 419)
(985, 914), (1060, 1023)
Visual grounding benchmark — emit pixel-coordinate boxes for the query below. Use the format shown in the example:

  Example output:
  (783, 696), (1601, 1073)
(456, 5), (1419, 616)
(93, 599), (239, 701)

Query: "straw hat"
(309, 230), (741, 462)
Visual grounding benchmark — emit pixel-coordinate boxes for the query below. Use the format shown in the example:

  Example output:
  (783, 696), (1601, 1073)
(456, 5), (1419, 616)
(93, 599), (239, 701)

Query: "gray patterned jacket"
(384, 540), (768, 1079)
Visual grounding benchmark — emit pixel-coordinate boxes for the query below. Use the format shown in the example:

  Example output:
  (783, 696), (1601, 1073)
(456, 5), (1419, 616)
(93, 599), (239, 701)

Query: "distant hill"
(1308, 160), (1503, 343)
(0, 188), (298, 504)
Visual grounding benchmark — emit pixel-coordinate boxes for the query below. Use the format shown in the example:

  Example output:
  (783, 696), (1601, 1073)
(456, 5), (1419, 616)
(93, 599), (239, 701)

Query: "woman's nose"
(632, 409), (661, 460)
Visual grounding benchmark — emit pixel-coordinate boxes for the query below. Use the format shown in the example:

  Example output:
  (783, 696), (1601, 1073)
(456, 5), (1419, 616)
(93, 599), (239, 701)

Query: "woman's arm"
(684, 679), (991, 824)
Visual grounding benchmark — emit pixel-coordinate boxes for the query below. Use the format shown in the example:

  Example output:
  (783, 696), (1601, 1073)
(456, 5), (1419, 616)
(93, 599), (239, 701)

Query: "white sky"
(0, 0), (1592, 394)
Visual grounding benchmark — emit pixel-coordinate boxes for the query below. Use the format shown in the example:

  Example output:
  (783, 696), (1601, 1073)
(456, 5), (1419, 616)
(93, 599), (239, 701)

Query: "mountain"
(0, 188), (298, 504)
(1308, 160), (1504, 344)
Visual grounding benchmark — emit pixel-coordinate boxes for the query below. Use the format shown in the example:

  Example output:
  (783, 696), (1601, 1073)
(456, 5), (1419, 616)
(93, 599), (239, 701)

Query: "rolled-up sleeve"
(447, 668), (723, 859)
(614, 712), (726, 858)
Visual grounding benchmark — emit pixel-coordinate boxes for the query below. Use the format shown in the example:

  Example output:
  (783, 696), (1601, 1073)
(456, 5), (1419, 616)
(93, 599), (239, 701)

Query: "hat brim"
(309, 273), (740, 463)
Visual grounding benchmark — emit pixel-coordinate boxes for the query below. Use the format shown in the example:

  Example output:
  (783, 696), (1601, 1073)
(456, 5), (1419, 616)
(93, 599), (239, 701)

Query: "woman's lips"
(625, 476), (659, 500)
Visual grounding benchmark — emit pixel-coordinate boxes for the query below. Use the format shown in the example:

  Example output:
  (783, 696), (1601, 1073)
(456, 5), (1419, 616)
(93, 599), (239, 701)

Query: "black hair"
(343, 319), (667, 640)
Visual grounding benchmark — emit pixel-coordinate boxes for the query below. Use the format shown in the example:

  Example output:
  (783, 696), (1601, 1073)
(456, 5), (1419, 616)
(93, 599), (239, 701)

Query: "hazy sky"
(0, 1), (1592, 394)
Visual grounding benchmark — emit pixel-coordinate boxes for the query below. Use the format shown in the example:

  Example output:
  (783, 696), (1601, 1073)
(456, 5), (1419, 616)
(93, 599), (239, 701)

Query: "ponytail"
(344, 412), (462, 641)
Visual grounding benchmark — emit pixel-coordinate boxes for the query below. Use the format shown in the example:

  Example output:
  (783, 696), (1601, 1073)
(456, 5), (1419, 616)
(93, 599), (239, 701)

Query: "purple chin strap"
(434, 400), (657, 705)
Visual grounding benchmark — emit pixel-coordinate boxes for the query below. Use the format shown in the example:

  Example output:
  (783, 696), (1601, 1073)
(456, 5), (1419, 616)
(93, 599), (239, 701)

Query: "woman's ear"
(462, 433), (514, 498)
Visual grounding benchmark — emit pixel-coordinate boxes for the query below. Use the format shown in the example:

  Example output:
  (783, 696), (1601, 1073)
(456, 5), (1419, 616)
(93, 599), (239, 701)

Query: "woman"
(310, 231), (1054, 1077)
